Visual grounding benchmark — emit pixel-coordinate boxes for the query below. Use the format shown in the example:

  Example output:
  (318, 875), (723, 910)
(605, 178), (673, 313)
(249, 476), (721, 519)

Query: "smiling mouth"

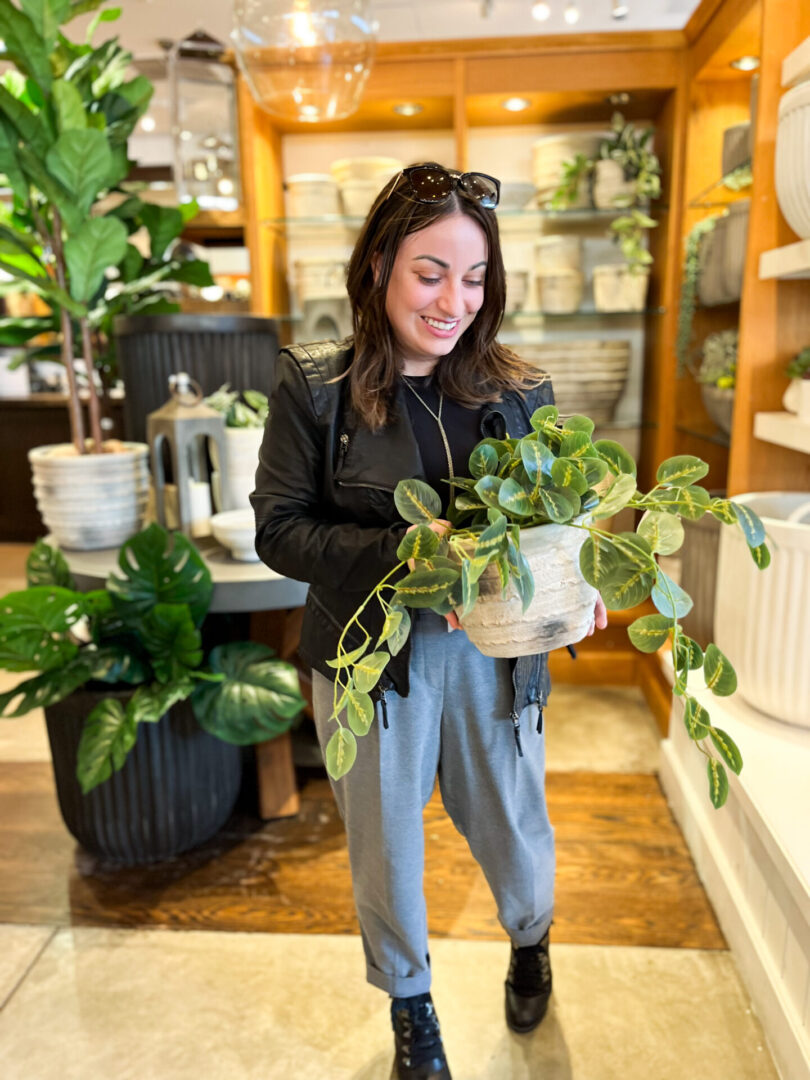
(422, 316), (459, 331)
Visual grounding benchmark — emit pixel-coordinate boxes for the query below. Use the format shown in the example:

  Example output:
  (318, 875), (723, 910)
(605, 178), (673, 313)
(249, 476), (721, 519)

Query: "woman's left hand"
(586, 594), (608, 637)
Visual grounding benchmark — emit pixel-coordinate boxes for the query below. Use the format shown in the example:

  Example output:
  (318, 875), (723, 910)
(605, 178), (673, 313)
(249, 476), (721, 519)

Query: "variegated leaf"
(325, 727), (357, 780)
(707, 758), (729, 808)
(346, 688), (374, 736)
(627, 613), (672, 653)
(703, 643), (737, 696)
(637, 511), (684, 555)
(655, 455), (710, 488)
(709, 726), (742, 775)
(394, 478), (441, 524)
(684, 696), (711, 740)
(352, 650), (390, 693)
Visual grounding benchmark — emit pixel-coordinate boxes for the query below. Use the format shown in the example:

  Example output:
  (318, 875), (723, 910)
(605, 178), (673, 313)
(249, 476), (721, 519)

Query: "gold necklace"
(401, 375), (456, 505)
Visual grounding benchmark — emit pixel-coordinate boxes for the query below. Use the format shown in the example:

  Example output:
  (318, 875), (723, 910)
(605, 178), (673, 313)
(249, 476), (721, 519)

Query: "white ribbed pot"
(456, 522), (597, 658)
(592, 159), (637, 209)
(715, 492), (810, 728)
(775, 80), (810, 240)
(520, 340), (631, 423)
(210, 426), (264, 511)
(29, 443), (149, 550)
(593, 265), (650, 312)
(534, 234), (582, 272)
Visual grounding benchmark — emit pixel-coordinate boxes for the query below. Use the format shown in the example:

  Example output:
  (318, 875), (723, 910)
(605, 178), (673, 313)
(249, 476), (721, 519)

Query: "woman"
(252, 163), (606, 1080)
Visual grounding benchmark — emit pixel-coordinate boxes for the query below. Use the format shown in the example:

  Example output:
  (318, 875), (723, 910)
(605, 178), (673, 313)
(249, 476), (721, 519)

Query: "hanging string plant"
(675, 214), (722, 377)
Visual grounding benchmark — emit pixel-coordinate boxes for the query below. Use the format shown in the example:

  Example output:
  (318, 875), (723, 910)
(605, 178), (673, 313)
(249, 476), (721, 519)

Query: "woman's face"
(383, 211), (488, 374)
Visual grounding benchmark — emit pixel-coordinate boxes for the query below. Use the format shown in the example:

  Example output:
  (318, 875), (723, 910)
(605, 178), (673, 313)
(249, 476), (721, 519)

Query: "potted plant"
(0, 0), (214, 550)
(549, 153), (594, 210)
(321, 406), (770, 810)
(696, 330), (737, 436)
(204, 383), (269, 511)
(593, 209), (657, 312)
(593, 112), (662, 210)
(782, 346), (810, 420)
(0, 523), (305, 863)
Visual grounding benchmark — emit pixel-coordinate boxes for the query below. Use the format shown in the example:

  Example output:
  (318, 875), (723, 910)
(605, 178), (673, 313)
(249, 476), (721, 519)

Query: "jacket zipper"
(336, 431), (396, 493)
(379, 686), (389, 729)
(510, 662), (524, 758)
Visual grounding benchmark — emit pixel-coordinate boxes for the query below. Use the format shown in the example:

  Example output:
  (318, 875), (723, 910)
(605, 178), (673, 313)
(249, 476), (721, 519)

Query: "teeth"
(423, 317), (457, 330)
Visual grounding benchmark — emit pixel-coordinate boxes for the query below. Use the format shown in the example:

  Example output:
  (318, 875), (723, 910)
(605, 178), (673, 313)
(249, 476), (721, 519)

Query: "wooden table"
(56, 535), (310, 821)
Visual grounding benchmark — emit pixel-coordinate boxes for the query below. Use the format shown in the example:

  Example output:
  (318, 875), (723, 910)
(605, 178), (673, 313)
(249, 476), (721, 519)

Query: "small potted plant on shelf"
(321, 406), (770, 811)
(0, 0), (214, 551)
(593, 210), (658, 312)
(696, 330), (737, 436)
(549, 153), (595, 210)
(593, 112), (662, 210)
(782, 346), (810, 421)
(0, 523), (305, 865)
(204, 383), (269, 512)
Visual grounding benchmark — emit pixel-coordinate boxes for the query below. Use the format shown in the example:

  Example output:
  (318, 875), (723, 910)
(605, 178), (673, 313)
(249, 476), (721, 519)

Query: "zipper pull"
(536, 706), (544, 735)
(339, 432), (349, 456)
(566, 644), (577, 659)
(510, 709), (523, 757)
(380, 687), (389, 730)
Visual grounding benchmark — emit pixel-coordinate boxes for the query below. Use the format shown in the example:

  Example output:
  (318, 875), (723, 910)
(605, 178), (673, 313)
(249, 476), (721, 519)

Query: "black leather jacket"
(252, 338), (556, 754)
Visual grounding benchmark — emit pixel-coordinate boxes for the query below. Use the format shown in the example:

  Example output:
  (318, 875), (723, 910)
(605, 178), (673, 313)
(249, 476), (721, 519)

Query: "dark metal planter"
(113, 313), (279, 442)
(44, 687), (242, 866)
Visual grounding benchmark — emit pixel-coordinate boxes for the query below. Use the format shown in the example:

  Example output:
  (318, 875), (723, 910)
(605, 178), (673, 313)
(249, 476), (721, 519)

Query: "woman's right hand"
(405, 519), (461, 631)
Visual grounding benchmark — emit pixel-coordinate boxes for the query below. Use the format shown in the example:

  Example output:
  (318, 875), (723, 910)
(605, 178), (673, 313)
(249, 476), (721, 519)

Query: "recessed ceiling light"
(608, 92), (631, 106)
(393, 102), (424, 117)
(730, 55), (760, 71)
(140, 115), (156, 132)
(564, 3), (580, 25)
(531, 1), (551, 20)
(502, 97), (531, 112)
(612, 0), (629, 17)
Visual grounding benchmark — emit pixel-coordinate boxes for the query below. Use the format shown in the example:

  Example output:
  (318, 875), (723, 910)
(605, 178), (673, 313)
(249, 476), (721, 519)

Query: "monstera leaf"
(25, 539), (75, 588)
(138, 603), (202, 683)
(76, 697), (138, 794)
(0, 586), (83, 671)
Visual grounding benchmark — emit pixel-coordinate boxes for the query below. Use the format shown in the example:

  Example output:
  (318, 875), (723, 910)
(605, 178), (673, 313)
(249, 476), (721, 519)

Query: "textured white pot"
(536, 268), (584, 313)
(534, 234), (582, 272)
(592, 159), (637, 209)
(520, 340), (631, 423)
(714, 492), (810, 728)
(29, 442), (149, 550)
(593, 265), (649, 312)
(212, 426), (264, 511)
(775, 80), (810, 240)
(457, 522), (597, 658)
(722, 199), (750, 300)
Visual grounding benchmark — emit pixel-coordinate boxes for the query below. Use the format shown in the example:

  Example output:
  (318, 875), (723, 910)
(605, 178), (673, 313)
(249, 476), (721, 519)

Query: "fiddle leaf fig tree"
(0, 0), (214, 452)
(323, 405), (769, 810)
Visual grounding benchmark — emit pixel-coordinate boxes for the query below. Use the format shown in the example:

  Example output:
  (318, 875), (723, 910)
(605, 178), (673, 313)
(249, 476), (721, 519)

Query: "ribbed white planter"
(715, 492), (810, 729)
(29, 442), (149, 550)
(593, 265), (650, 312)
(520, 340), (631, 423)
(592, 159), (637, 209)
(532, 131), (604, 207)
(775, 80), (810, 240)
(457, 522), (597, 657)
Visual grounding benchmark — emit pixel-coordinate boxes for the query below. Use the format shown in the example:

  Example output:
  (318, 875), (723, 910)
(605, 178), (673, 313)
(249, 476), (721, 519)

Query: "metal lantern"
(231, 0), (377, 123)
(168, 30), (242, 210)
(147, 373), (228, 538)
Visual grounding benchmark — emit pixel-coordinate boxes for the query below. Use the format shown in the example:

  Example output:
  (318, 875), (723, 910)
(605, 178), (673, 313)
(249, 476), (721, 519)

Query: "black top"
(400, 373), (483, 515)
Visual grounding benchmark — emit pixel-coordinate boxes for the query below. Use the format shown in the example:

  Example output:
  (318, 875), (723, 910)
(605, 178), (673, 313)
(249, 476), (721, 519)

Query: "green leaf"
(499, 476), (535, 516)
(580, 532), (623, 588)
(126, 678), (193, 724)
(64, 215), (128, 301)
(191, 642), (305, 744)
(375, 608), (404, 652)
(473, 474), (504, 510)
(627, 613), (672, 653)
(20, 0), (71, 50)
(474, 513), (508, 556)
(684, 696), (711, 740)
(0, 0), (54, 90)
(325, 727), (357, 780)
(16, 145), (82, 233)
(107, 524), (212, 628)
(76, 697), (138, 793)
(139, 603), (202, 682)
(592, 472), (636, 518)
(709, 727), (743, 775)
(393, 567), (459, 608)
(469, 442), (499, 479)
(394, 478), (441, 525)
(551, 457), (589, 495)
(645, 485), (710, 520)
(45, 128), (113, 214)
(139, 202), (184, 261)
(674, 634), (704, 672)
(0, 117), (28, 200)
(749, 542), (770, 569)
(386, 606), (411, 656)
(559, 431), (596, 460)
(580, 457), (609, 487)
(731, 501), (766, 547)
(397, 524), (439, 562)
(507, 540), (534, 614)
(0, 656), (94, 716)
(594, 439), (637, 478)
(638, 511), (684, 555)
(26, 539), (75, 588)
(459, 558), (479, 617)
(118, 242), (143, 283)
(538, 486), (578, 523)
(707, 758), (729, 809)
(352, 649), (390, 694)
(655, 455), (710, 488)
(0, 586), (83, 671)
(0, 85), (51, 158)
(520, 437), (554, 483)
(52, 77), (86, 132)
(530, 404), (558, 429)
(85, 3), (121, 43)
(346, 688), (374, 736)
(708, 497), (738, 526)
(703, 643), (737, 696)
(559, 414), (595, 438)
(651, 570), (693, 619)
(169, 258), (215, 287)
(600, 565), (655, 610)
(325, 640), (368, 670)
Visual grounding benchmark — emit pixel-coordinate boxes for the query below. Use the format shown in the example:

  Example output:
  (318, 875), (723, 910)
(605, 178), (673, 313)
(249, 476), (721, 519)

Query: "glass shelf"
(506, 306), (665, 320)
(261, 205), (668, 229)
(676, 423), (730, 448)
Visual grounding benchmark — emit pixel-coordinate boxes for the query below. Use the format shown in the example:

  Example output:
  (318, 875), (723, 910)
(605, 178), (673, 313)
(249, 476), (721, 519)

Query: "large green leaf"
(394, 478), (441, 525)
(520, 437), (554, 483)
(0, 655), (94, 716)
(64, 215), (128, 301)
(579, 532), (623, 588)
(139, 603), (202, 683)
(325, 727), (357, 780)
(593, 439), (637, 478)
(0, 84), (51, 158)
(703, 643), (737, 696)
(600, 565), (655, 610)
(707, 758), (729, 809)
(52, 77), (86, 132)
(538, 486), (578, 523)
(26, 539), (75, 588)
(20, 0), (71, 50)
(45, 128), (112, 214)
(644, 485), (710, 520)
(730, 501), (766, 548)
(709, 727), (742, 775)
(126, 678), (194, 723)
(139, 202), (184, 261)
(592, 472), (636, 518)
(0, 0), (54, 91)
(474, 474), (504, 510)
(393, 567), (459, 608)
(530, 404), (558, 430)
(107, 524), (212, 627)
(469, 442), (499, 479)
(397, 524), (439, 562)
(627, 613), (672, 653)
(655, 455), (710, 488)
(474, 513), (508, 558)
(551, 457), (589, 495)
(559, 414), (595, 438)
(0, 117), (28, 200)
(16, 144), (82, 233)
(637, 510), (684, 555)
(76, 696), (138, 793)
(0, 586), (83, 671)
(169, 258), (214, 287)
(191, 642), (305, 745)
(499, 476), (535, 516)
(651, 570), (693, 619)
(559, 431), (596, 460)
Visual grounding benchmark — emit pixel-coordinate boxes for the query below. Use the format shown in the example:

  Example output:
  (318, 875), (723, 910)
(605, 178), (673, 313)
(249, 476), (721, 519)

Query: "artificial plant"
(697, 329), (737, 388)
(608, 209), (658, 273)
(549, 153), (593, 209)
(786, 346), (810, 380)
(674, 214), (722, 377)
(598, 111), (662, 204)
(204, 383), (270, 428)
(0, 523), (305, 792)
(322, 406), (769, 810)
(0, 0), (214, 452)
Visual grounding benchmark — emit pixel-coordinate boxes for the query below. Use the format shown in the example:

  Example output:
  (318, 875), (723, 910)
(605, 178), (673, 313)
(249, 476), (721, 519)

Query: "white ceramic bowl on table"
(211, 509), (260, 562)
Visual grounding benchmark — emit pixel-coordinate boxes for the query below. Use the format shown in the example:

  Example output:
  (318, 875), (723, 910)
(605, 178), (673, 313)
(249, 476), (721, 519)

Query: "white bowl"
(210, 509), (259, 562)
(330, 156), (403, 184)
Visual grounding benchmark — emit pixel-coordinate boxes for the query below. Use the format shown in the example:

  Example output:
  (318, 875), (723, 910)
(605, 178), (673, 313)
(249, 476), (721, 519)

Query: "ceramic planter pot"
(29, 442), (149, 550)
(593, 265), (650, 312)
(722, 199), (750, 300)
(504, 269), (529, 314)
(592, 159), (637, 209)
(536, 268), (584, 313)
(520, 340), (631, 423)
(696, 225), (731, 306)
(721, 123), (751, 176)
(456, 521), (597, 658)
(775, 80), (810, 239)
(701, 384), (735, 436)
(532, 131), (604, 207)
(799, 379), (810, 423)
(534, 234), (582, 272)
(210, 426), (265, 511)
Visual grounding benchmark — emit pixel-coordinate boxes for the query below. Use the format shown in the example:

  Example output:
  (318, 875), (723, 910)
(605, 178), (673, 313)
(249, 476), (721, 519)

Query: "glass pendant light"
(232, 0), (377, 123)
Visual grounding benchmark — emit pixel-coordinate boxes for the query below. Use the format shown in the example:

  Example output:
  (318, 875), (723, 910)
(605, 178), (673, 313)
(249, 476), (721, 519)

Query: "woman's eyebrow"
(412, 255), (487, 271)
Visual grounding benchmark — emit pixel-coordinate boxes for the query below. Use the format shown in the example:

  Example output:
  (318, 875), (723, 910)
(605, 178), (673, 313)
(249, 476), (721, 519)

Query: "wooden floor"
(0, 763), (724, 950)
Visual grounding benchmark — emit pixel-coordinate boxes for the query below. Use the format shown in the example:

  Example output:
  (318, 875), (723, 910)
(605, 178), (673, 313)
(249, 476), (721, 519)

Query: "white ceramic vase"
(593, 265), (650, 312)
(536, 268), (584, 313)
(775, 80), (810, 240)
(456, 522), (597, 658)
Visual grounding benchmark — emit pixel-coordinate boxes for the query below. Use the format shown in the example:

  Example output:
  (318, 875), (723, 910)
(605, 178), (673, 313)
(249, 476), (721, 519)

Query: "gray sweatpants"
(311, 609), (555, 997)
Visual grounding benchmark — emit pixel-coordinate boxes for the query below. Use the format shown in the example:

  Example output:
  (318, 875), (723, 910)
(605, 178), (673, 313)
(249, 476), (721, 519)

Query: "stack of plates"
(519, 339), (631, 423)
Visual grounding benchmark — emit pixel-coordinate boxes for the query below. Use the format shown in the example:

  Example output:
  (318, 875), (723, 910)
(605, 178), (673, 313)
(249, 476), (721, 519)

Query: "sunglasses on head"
(393, 165), (501, 209)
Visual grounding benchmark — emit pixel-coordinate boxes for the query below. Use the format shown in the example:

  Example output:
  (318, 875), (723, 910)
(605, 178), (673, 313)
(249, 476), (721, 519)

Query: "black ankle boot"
(505, 931), (552, 1034)
(390, 992), (452, 1079)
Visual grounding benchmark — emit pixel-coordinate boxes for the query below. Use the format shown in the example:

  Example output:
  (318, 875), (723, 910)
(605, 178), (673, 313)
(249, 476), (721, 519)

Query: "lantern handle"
(168, 371), (204, 406)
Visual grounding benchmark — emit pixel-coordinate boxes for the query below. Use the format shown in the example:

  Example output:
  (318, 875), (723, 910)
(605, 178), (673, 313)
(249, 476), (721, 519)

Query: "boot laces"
(393, 996), (444, 1069)
(511, 937), (552, 996)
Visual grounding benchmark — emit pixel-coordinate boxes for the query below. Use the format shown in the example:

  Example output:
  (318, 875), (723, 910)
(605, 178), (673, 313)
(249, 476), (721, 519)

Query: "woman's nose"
(437, 278), (464, 316)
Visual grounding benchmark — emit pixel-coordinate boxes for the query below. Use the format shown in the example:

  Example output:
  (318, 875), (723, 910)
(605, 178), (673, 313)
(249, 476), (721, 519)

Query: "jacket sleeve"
(251, 354), (407, 591)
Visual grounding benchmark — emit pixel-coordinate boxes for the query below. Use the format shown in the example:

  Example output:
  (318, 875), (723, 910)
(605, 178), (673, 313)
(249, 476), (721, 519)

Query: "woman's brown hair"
(342, 162), (547, 431)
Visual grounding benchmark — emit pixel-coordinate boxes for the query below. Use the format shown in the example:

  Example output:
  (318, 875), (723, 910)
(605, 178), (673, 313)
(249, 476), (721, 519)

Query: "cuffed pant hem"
(367, 964), (433, 998)
(502, 913), (554, 948)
